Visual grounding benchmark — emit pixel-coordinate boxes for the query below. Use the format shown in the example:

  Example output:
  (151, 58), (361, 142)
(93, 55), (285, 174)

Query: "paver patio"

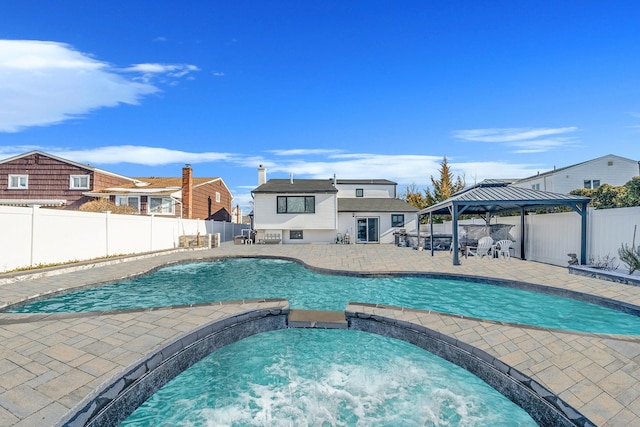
(1, 243), (640, 426)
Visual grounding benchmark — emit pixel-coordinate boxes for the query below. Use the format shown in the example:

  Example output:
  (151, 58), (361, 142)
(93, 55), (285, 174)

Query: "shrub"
(618, 243), (640, 275)
(79, 199), (138, 215)
(588, 254), (619, 271)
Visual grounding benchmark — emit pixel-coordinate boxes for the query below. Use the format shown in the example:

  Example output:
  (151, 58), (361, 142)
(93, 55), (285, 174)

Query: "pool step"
(288, 310), (347, 329)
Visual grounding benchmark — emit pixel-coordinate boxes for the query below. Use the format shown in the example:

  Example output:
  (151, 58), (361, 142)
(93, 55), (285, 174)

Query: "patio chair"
(495, 240), (513, 259)
(466, 236), (494, 259)
(336, 233), (343, 244)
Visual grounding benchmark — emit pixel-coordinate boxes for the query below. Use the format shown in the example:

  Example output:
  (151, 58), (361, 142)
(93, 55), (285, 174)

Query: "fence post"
(105, 211), (111, 257)
(150, 214), (155, 251)
(30, 205), (41, 267)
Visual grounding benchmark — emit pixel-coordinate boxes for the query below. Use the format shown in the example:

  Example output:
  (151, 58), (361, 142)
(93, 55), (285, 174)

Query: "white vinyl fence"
(0, 205), (210, 272)
(440, 206), (640, 267)
(206, 221), (250, 243)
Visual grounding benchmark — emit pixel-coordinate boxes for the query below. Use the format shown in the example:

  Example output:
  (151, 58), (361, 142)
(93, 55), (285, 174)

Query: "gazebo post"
(452, 204), (460, 265)
(429, 212), (434, 256)
(580, 202), (588, 265)
(520, 207), (526, 260)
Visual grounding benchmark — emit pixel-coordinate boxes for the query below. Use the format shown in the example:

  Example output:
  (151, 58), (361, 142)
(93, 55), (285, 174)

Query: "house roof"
(515, 154), (638, 183)
(336, 179), (397, 185)
(0, 199), (66, 207)
(252, 179), (339, 194)
(338, 198), (419, 212)
(83, 177), (226, 197)
(417, 180), (591, 216)
(130, 177), (221, 189)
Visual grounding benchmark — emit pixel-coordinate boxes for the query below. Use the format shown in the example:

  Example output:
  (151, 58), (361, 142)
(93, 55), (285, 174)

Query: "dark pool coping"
(53, 304), (595, 427)
(346, 307), (595, 427)
(55, 305), (290, 427)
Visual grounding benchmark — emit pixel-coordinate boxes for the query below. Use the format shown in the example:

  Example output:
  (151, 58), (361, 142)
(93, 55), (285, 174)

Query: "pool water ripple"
(120, 329), (537, 426)
(11, 258), (640, 335)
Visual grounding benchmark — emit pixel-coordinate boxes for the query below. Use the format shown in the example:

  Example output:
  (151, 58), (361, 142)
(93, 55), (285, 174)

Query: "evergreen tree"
(425, 156), (465, 205)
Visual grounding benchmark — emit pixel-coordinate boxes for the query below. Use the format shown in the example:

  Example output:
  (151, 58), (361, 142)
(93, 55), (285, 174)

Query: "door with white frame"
(356, 217), (379, 243)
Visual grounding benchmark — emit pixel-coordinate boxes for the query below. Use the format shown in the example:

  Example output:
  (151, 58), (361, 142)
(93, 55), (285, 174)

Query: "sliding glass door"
(356, 217), (379, 243)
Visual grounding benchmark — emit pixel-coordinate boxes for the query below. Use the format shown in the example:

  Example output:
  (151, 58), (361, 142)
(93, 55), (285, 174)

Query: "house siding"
(0, 153), (130, 209)
(192, 180), (232, 220)
(336, 183), (395, 198)
(513, 155), (639, 194)
(254, 193), (336, 230)
(338, 211), (417, 244)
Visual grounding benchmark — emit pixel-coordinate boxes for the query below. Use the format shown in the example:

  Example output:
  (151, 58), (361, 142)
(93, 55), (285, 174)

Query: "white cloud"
(59, 146), (231, 166)
(0, 40), (197, 133)
(269, 149), (345, 156)
(452, 127), (578, 143)
(0, 145), (232, 166)
(248, 152), (539, 185)
(123, 63), (199, 79)
(452, 127), (579, 154)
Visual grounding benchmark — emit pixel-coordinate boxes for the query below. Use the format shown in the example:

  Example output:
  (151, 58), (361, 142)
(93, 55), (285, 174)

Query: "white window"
(531, 184), (540, 190)
(584, 180), (601, 189)
(115, 195), (140, 212)
(215, 191), (221, 203)
(70, 175), (90, 189)
(8, 174), (28, 189)
(149, 197), (175, 215)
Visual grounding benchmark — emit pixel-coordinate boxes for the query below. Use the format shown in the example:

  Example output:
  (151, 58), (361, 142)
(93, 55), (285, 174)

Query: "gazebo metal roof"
(417, 181), (591, 265)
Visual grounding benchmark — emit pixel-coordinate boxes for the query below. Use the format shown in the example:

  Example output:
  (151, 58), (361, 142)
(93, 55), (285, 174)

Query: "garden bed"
(569, 265), (640, 287)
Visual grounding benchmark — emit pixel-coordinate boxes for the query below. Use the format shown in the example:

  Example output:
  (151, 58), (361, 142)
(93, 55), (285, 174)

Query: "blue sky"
(1, 1), (639, 212)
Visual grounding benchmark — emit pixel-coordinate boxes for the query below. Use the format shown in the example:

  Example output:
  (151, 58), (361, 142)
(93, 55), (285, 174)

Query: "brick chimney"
(182, 164), (193, 219)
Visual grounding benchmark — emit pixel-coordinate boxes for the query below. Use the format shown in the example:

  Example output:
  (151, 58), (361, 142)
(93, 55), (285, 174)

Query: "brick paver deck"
(2, 243), (640, 426)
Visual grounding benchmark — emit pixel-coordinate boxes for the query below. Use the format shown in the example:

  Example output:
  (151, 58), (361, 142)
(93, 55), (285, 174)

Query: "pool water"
(120, 329), (537, 426)
(11, 258), (640, 334)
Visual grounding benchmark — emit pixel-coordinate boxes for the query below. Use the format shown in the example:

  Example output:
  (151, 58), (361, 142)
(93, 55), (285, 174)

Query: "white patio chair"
(495, 240), (513, 259)
(466, 236), (494, 259)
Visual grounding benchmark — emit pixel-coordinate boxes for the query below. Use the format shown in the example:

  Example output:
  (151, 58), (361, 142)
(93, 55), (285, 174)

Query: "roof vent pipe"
(333, 174), (336, 187)
(290, 173), (294, 184)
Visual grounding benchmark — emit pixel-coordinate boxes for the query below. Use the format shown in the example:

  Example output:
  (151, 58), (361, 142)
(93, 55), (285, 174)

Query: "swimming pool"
(11, 258), (640, 334)
(120, 328), (537, 426)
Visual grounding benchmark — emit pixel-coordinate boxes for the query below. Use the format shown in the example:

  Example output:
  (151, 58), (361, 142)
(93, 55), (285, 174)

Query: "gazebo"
(416, 181), (591, 265)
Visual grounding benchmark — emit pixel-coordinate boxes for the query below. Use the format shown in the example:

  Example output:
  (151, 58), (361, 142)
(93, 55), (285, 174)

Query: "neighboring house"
(0, 151), (233, 220)
(251, 165), (418, 244)
(511, 154), (639, 194)
(0, 151), (136, 209)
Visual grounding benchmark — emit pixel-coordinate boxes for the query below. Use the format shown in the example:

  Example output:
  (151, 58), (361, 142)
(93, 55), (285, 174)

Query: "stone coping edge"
(55, 306), (289, 427)
(569, 265), (640, 287)
(345, 308), (595, 427)
(0, 248), (206, 286)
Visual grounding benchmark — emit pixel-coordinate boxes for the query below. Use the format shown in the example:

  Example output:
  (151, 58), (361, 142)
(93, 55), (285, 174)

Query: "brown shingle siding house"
(0, 151), (136, 208)
(0, 151), (233, 220)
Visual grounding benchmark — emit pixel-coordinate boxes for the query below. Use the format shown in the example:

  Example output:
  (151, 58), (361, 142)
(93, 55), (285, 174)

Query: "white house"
(251, 165), (418, 244)
(511, 154), (639, 194)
